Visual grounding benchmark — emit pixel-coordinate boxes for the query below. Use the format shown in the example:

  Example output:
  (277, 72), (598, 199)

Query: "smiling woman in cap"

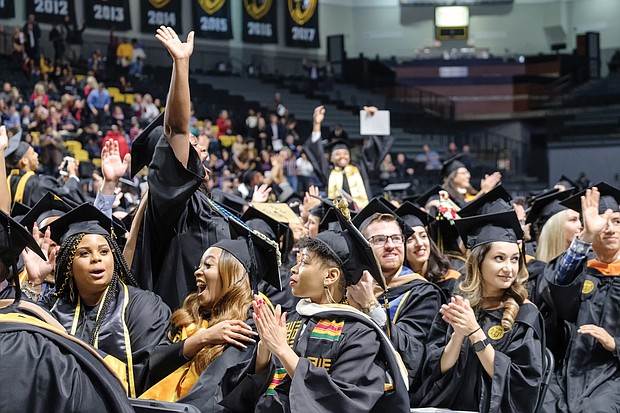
(414, 197), (544, 412)
(541, 184), (620, 412)
(441, 153), (502, 208)
(39, 203), (171, 398)
(221, 203), (409, 412)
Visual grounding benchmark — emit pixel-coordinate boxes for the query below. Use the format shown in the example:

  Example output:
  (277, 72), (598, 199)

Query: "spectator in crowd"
(12, 25), (25, 65)
(87, 50), (105, 76)
(116, 37), (133, 72)
(216, 109), (232, 138)
(48, 23), (65, 63)
(327, 122), (349, 142)
(4, 104), (21, 131)
(140, 94), (159, 125)
(64, 16), (86, 63)
(394, 152), (414, 179)
(0, 82), (13, 104)
(86, 82), (111, 125)
(461, 144), (475, 170)
(415, 144), (442, 170)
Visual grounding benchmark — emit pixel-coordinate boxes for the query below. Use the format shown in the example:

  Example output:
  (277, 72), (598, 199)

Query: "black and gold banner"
(26, 0), (75, 24)
(141, 0), (182, 34)
(242, 0), (277, 44)
(0, 0), (15, 19)
(84, 0), (131, 31)
(192, 0), (233, 40)
(285, 0), (320, 48)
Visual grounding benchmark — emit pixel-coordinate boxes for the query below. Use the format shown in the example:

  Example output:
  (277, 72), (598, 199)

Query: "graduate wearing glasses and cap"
(541, 183), (620, 412)
(303, 105), (394, 211)
(4, 129), (85, 207)
(39, 204), (171, 398)
(414, 197), (544, 412)
(220, 203), (409, 412)
(0, 210), (134, 412)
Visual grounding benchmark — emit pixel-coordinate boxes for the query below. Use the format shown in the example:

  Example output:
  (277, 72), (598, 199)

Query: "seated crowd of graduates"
(1, 26), (619, 413)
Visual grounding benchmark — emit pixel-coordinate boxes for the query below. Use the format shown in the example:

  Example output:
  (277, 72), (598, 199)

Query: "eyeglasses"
(367, 234), (405, 246)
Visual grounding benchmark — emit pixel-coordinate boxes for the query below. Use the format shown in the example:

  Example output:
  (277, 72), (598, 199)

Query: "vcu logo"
(288, 0), (317, 25)
(244, 0), (272, 21)
(148, 0), (171, 8)
(198, 0), (226, 15)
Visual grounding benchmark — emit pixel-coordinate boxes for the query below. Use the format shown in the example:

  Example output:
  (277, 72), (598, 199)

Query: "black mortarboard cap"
(459, 185), (512, 219)
(526, 187), (559, 208)
(4, 131), (30, 167)
(455, 210), (524, 249)
(412, 184), (443, 209)
(219, 218), (282, 291)
(394, 201), (432, 229)
(314, 206), (386, 289)
(130, 111), (164, 177)
(352, 197), (414, 238)
(45, 203), (126, 245)
(309, 197), (336, 220)
(441, 153), (467, 179)
(525, 188), (574, 225)
(211, 188), (248, 217)
(0, 210), (45, 264)
(555, 175), (578, 191)
(377, 197), (397, 211)
(324, 139), (351, 153)
(242, 206), (289, 242)
(19, 191), (74, 230)
(10, 202), (30, 220)
(560, 182), (620, 215)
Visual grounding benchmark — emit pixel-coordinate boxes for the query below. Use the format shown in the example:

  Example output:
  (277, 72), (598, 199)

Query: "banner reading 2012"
(285, 0), (320, 48)
(26, 0), (76, 24)
(192, 0), (233, 40)
(141, 0), (182, 34)
(0, 0), (15, 19)
(84, 0), (131, 31)
(242, 0), (277, 44)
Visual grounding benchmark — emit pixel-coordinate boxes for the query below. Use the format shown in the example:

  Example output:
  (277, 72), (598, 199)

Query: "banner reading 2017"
(242, 0), (277, 44)
(192, 0), (233, 40)
(285, 0), (320, 48)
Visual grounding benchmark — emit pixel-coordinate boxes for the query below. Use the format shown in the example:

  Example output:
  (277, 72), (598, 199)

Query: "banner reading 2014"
(285, 0), (320, 48)
(242, 0), (277, 44)
(26, 0), (76, 24)
(141, 0), (182, 34)
(192, 0), (233, 40)
(84, 0), (131, 31)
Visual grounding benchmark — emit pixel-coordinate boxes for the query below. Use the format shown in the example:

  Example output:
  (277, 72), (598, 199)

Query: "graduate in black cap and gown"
(441, 154), (502, 208)
(4, 130), (85, 207)
(131, 27), (233, 309)
(39, 203), (171, 397)
(541, 183), (620, 412)
(0, 210), (134, 413)
(414, 198), (544, 412)
(140, 218), (281, 411)
(220, 203), (409, 412)
(303, 106), (394, 211)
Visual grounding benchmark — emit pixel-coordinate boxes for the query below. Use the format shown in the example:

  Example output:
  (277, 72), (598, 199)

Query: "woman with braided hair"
(413, 199), (544, 412)
(40, 203), (171, 398)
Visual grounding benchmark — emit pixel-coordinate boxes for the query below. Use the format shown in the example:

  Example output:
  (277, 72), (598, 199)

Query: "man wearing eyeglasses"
(348, 200), (446, 404)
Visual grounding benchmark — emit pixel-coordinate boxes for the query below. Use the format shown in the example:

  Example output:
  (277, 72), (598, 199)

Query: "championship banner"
(242, 0), (277, 44)
(0, 0), (15, 19)
(192, 0), (233, 40)
(141, 0), (182, 34)
(26, 0), (75, 24)
(84, 0), (131, 31)
(285, 0), (320, 48)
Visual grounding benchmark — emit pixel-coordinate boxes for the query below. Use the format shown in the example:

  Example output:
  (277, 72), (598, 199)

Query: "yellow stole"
(7, 169), (35, 203)
(139, 320), (209, 402)
(327, 165), (368, 209)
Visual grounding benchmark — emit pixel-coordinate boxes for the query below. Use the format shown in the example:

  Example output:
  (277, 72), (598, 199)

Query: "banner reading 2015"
(84, 0), (131, 31)
(242, 0), (277, 44)
(285, 0), (320, 48)
(26, 0), (76, 24)
(192, 0), (233, 40)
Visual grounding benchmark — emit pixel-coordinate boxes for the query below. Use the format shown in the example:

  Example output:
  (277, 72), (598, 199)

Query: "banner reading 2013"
(26, 0), (76, 24)
(285, 0), (320, 48)
(242, 0), (277, 44)
(141, 0), (182, 34)
(84, 0), (131, 31)
(192, 0), (233, 40)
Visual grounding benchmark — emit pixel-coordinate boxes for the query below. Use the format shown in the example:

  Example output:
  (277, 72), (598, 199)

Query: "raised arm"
(155, 26), (194, 168)
(0, 126), (10, 213)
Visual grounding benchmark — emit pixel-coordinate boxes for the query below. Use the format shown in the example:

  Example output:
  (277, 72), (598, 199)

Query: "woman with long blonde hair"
(414, 203), (544, 412)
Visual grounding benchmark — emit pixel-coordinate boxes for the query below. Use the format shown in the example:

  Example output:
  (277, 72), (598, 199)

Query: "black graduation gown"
(414, 303), (544, 412)
(384, 272), (447, 397)
(131, 138), (230, 309)
(8, 170), (86, 207)
(526, 256), (547, 307)
(220, 301), (410, 413)
(259, 260), (298, 313)
(0, 302), (133, 413)
(541, 256), (620, 412)
(42, 283), (171, 397)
